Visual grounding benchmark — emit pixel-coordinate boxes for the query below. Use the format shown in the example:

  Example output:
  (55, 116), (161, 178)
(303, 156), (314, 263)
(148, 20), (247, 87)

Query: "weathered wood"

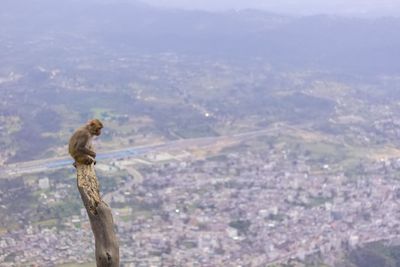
(76, 163), (120, 267)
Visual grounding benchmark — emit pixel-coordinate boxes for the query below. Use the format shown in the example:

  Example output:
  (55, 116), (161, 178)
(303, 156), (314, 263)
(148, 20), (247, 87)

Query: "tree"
(75, 163), (119, 266)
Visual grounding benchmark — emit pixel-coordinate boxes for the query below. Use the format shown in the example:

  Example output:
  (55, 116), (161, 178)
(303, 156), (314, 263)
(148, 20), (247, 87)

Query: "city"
(2, 124), (400, 266)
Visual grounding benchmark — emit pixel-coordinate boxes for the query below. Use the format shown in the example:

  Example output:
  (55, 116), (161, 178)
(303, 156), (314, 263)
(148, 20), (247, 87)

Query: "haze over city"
(1, 0), (400, 266)
(140, 0), (400, 16)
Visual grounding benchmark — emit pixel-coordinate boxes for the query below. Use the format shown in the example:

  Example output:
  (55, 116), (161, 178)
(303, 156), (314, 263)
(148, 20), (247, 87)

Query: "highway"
(0, 128), (275, 178)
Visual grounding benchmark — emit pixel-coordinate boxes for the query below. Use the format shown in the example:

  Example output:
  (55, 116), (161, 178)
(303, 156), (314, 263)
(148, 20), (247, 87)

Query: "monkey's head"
(86, 119), (103, 136)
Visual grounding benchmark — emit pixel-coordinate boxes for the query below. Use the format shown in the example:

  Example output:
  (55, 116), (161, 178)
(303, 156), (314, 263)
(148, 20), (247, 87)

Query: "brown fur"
(69, 119), (103, 167)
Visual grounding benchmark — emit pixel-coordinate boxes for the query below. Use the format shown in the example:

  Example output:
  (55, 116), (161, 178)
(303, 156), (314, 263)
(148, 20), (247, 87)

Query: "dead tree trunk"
(76, 163), (120, 267)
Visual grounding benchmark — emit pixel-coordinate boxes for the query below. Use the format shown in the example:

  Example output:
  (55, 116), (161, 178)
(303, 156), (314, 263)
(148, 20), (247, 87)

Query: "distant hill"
(1, 0), (400, 75)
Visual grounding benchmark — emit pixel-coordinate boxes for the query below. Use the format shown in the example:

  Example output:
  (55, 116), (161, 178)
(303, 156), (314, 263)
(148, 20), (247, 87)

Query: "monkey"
(69, 119), (103, 167)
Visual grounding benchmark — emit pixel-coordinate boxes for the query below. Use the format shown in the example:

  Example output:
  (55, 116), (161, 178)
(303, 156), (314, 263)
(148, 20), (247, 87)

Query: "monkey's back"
(68, 127), (90, 157)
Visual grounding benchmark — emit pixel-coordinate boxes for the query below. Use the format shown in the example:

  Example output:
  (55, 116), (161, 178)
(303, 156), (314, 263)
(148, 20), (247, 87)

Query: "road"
(0, 128), (277, 178)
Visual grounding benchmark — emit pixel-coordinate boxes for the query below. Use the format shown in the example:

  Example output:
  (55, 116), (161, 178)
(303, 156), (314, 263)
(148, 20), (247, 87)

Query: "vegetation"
(342, 242), (400, 267)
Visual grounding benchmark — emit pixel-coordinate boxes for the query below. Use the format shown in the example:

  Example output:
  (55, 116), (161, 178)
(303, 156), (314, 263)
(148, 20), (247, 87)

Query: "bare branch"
(76, 163), (120, 267)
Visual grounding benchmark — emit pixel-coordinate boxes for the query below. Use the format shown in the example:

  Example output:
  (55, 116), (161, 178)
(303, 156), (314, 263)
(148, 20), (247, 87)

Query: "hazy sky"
(139, 0), (400, 16)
